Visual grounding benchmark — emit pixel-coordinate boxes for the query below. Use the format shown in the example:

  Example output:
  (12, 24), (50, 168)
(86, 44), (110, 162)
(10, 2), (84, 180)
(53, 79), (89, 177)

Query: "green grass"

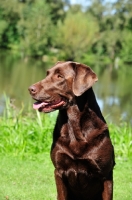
(113, 159), (132, 200)
(0, 155), (131, 200)
(0, 154), (56, 200)
(110, 123), (132, 160)
(0, 98), (58, 157)
(0, 100), (132, 160)
(0, 99), (132, 199)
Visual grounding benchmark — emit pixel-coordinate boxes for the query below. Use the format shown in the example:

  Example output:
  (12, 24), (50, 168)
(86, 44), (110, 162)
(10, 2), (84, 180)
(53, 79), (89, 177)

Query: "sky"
(71, 0), (87, 4)
(70, 0), (90, 6)
(70, 0), (116, 5)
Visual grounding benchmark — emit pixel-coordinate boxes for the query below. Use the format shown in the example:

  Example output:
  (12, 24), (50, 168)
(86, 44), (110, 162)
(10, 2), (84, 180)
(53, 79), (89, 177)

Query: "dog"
(28, 61), (115, 200)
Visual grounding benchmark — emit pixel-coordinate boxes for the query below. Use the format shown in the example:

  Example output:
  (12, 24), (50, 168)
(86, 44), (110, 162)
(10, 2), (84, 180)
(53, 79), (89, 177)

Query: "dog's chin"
(33, 99), (68, 113)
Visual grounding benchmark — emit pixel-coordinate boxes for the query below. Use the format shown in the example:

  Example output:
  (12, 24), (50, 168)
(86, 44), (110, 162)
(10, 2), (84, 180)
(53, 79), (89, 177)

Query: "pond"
(0, 52), (132, 125)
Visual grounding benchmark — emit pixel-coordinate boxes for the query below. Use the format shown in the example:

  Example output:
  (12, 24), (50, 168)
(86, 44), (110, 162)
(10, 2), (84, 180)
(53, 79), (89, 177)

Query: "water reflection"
(0, 52), (50, 112)
(93, 67), (132, 124)
(0, 52), (132, 124)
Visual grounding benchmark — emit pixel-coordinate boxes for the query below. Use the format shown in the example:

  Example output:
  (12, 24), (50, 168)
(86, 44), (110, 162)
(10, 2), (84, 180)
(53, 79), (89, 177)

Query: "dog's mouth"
(33, 98), (66, 113)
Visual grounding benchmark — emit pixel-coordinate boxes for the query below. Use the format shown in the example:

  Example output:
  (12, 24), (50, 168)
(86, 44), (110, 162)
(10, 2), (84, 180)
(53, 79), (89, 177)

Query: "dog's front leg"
(54, 169), (68, 200)
(102, 172), (113, 200)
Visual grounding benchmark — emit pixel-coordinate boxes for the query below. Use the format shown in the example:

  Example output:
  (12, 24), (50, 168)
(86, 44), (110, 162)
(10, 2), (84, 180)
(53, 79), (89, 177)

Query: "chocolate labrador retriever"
(28, 61), (115, 200)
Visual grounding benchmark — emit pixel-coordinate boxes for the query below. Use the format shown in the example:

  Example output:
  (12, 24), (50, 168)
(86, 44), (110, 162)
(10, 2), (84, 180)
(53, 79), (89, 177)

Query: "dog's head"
(28, 61), (98, 113)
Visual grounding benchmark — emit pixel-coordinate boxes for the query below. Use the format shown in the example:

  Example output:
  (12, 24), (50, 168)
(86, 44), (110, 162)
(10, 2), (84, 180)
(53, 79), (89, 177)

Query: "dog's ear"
(72, 62), (98, 96)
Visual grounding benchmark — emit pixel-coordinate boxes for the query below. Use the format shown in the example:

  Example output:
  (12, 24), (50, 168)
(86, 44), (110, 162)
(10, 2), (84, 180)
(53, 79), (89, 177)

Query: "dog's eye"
(57, 74), (63, 79)
(46, 71), (50, 76)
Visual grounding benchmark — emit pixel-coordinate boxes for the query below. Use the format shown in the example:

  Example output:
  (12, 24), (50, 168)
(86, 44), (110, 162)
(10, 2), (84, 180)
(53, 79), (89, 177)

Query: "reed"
(0, 97), (132, 160)
(0, 97), (57, 158)
(110, 123), (132, 160)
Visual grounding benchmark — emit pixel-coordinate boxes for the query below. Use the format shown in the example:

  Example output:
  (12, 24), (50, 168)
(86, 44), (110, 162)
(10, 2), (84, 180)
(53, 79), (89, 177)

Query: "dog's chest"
(52, 123), (102, 178)
(59, 119), (100, 154)
(51, 110), (111, 184)
(52, 147), (102, 195)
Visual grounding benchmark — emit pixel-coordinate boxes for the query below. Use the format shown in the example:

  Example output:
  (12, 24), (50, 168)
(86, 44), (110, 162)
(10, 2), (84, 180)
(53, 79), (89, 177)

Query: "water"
(0, 52), (132, 124)
(93, 66), (132, 124)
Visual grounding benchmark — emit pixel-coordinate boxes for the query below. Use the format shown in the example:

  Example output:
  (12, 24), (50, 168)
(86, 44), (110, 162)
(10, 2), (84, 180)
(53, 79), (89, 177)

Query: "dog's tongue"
(33, 102), (48, 110)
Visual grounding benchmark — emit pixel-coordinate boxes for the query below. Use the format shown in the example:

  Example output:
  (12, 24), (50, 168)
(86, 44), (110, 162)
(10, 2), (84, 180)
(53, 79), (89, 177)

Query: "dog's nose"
(28, 85), (37, 95)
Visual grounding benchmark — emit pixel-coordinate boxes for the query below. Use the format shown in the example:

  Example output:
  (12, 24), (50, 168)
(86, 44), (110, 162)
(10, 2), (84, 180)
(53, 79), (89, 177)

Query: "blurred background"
(0, 0), (132, 124)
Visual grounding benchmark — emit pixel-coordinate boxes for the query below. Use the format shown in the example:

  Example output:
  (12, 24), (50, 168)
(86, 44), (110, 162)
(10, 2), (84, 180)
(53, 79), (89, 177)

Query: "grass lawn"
(113, 158), (132, 200)
(0, 154), (132, 200)
(0, 154), (56, 200)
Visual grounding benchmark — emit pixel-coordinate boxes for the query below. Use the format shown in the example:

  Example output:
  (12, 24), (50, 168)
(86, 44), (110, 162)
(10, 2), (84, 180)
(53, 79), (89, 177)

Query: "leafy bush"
(54, 11), (99, 61)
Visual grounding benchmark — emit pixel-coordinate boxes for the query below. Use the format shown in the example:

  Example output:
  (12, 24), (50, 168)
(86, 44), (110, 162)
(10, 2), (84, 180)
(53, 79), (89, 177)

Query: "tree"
(85, 0), (132, 64)
(17, 0), (54, 56)
(54, 10), (99, 61)
(45, 0), (69, 24)
(0, 0), (21, 48)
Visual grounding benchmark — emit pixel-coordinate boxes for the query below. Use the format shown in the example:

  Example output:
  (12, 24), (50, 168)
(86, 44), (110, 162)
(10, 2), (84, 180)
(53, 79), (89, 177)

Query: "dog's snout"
(28, 85), (37, 95)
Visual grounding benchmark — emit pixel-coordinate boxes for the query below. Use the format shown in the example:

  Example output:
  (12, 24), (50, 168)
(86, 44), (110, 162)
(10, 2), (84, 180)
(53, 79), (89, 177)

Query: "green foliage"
(0, 0), (63, 53)
(0, 97), (132, 160)
(110, 123), (132, 159)
(0, 0), (55, 54)
(120, 30), (132, 63)
(45, 0), (66, 24)
(0, 0), (21, 47)
(54, 11), (99, 61)
(0, 97), (58, 157)
(0, 20), (8, 44)
(0, 0), (132, 65)
(17, 0), (53, 56)
(86, 0), (132, 65)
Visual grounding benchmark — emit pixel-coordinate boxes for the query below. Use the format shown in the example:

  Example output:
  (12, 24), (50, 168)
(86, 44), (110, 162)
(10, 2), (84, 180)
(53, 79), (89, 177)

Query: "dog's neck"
(58, 88), (106, 123)
(57, 88), (106, 155)
(75, 87), (106, 123)
(52, 88), (107, 153)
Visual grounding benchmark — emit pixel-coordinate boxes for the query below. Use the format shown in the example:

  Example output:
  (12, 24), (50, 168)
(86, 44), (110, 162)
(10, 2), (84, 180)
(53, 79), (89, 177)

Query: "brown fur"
(29, 61), (115, 200)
